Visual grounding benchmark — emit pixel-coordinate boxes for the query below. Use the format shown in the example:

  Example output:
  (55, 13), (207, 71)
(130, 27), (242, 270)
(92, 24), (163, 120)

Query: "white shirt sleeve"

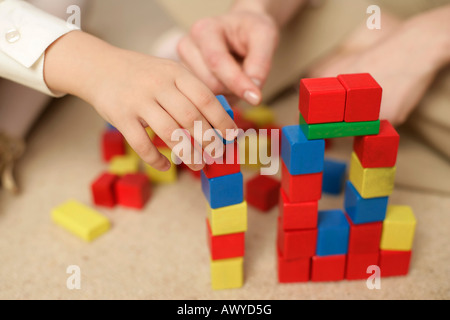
(0, 0), (79, 97)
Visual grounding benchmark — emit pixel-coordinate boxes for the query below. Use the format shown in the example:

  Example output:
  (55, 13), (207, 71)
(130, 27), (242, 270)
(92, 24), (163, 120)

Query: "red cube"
(102, 130), (125, 162)
(91, 172), (119, 208)
(246, 175), (280, 212)
(281, 161), (323, 203)
(203, 142), (240, 179)
(379, 250), (412, 277)
(311, 255), (346, 282)
(299, 77), (346, 124)
(207, 220), (245, 260)
(346, 213), (382, 254)
(279, 189), (318, 230)
(115, 173), (151, 210)
(277, 248), (310, 283)
(346, 253), (379, 280)
(277, 218), (317, 260)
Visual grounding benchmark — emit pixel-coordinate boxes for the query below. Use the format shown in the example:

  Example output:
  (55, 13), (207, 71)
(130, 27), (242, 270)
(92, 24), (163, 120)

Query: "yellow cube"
(380, 205), (417, 251)
(238, 133), (272, 170)
(109, 155), (140, 176)
(349, 152), (396, 198)
(207, 201), (248, 236)
(211, 257), (244, 290)
(243, 105), (275, 128)
(52, 200), (110, 242)
(145, 148), (177, 184)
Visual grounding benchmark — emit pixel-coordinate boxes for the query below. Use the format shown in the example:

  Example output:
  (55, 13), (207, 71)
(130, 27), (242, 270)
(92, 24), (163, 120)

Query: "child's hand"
(44, 31), (238, 171)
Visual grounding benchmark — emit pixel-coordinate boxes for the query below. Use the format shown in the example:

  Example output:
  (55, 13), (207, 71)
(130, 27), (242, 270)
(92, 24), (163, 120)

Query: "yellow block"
(109, 155), (140, 176)
(238, 133), (272, 170)
(145, 148), (177, 184)
(52, 200), (110, 242)
(380, 205), (417, 251)
(207, 201), (247, 236)
(125, 142), (140, 159)
(243, 105), (275, 128)
(146, 127), (156, 140)
(211, 257), (244, 290)
(349, 152), (396, 198)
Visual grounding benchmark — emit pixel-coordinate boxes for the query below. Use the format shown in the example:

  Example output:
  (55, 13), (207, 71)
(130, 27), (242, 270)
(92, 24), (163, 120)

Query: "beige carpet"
(0, 0), (449, 300)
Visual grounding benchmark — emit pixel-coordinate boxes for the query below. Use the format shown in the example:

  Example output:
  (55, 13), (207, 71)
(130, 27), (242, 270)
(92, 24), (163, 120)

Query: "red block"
(299, 77), (346, 124)
(91, 172), (119, 208)
(279, 189), (318, 230)
(246, 175), (280, 212)
(277, 217), (317, 260)
(346, 213), (382, 254)
(346, 253), (379, 280)
(234, 109), (255, 131)
(115, 173), (152, 210)
(353, 120), (400, 168)
(102, 130), (125, 162)
(338, 73), (382, 122)
(152, 134), (168, 149)
(379, 250), (412, 277)
(207, 220), (245, 260)
(277, 248), (310, 283)
(281, 161), (323, 203)
(311, 255), (346, 282)
(203, 142), (240, 179)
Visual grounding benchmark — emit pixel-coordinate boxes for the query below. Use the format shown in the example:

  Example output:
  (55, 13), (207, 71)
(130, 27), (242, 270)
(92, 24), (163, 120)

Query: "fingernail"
(251, 78), (262, 88)
(244, 90), (260, 105)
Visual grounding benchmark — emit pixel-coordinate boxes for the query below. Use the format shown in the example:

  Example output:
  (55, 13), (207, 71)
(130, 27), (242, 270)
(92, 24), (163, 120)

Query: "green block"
(299, 114), (380, 140)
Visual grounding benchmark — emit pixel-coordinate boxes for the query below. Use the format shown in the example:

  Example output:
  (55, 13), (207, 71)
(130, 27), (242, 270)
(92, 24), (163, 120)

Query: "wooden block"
(52, 200), (110, 242)
(345, 252), (379, 280)
(316, 209), (350, 256)
(115, 173), (151, 210)
(91, 172), (119, 208)
(234, 109), (255, 131)
(344, 181), (388, 224)
(322, 158), (347, 195)
(246, 174), (280, 212)
(281, 160), (323, 203)
(243, 104), (275, 128)
(353, 120), (400, 168)
(201, 171), (243, 209)
(207, 201), (247, 236)
(345, 213), (383, 254)
(102, 130), (125, 162)
(277, 248), (310, 283)
(299, 77), (346, 124)
(380, 205), (416, 251)
(207, 220), (245, 260)
(300, 113), (381, 140)
(281, 125), (325, 175)
(279, 189), (318, 230)
(145, 148), (177, 184)
(238, 132), (273, 170)
(277, 217), (317, 259)
(349, 152), (396, 199)
(203, 142), (240, 179)
(210, 257), (244, 290)
(311, 255), (346, 282)
(337, 73), (382, 122)
(109, 155), (140, 176)
(379, 250), (412, 277)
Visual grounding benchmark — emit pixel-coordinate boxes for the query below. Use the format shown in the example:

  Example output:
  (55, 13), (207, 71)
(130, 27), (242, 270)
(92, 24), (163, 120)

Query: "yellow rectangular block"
(243, 105), (275, 128)
(145, 148), (177, 184)
(207, 201), (247, 236)
(211, 257), (244, 290)
(380, 205), (416, 251)
(109, 155), (140, 176)
(349, 152), (396, 198)
(52, 200), (110, 242)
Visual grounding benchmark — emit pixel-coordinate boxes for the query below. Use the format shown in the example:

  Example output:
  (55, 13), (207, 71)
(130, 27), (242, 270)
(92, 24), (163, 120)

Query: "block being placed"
(145, 148), (177, 184)
(349, 152), (396, 199)
(279, 189), (318, 230)
(344, 181), (388, 224)
(207, 220), (245, 260)
(281, 161), (323, 203)
(353, 120), (400, 168)
(299, 77), (346, 124)
(337, 73), (382, 122)
(316, 209), (350, 256)
(345, 252), (379, 280)
(281, 125), (325, 175)
(207, 201), (247, 236)
(277, 217), (317, 259)
(379, 250), (412, 277)
(91, 172), (119, 208)
(109, 155), (140, 176)
(210, 257), (244, 290)
(102, 130), (125, 162)
(115, 173), (151, 210)
(380, 205), (416, 251)
(311, 255), (346, 282)
(201, 171), (244, 209)
(203, 142), (240, 179)
(345, 213), (383, 254)
(246, 174), (280, 212)
(52, 200), (111, 242)
(243, 104), (275, 129)
(322, 158), (347, 195)
(277, 248), (310, 283)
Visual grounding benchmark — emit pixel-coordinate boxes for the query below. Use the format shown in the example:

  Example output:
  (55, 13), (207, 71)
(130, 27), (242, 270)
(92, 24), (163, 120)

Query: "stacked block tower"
(278, 73), (417, 282)
(201, 96), (247, 290)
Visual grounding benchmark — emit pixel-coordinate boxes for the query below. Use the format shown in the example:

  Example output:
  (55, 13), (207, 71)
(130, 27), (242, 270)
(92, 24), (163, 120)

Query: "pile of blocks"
(200, 97), (248, 290)
(278, 73), (417, 282)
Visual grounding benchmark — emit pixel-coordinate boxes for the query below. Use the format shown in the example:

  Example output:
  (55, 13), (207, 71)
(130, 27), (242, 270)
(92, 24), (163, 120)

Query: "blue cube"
(344, 181), (388, 224)
(281, 126), (325, 175)
(316, 209), (350, 256)
(322, 158), (347, 195)
(201, 171), (243, 209)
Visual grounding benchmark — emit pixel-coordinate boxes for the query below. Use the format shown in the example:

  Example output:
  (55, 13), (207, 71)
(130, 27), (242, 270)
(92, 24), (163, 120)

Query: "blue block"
(316, 209), (350, 256)
(281, 126), (325, 175)
(322, 158), (347, 195)
(216, 95), (235, 144)
(344, 181), (388, 224)
(201, 171), (243, 209)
